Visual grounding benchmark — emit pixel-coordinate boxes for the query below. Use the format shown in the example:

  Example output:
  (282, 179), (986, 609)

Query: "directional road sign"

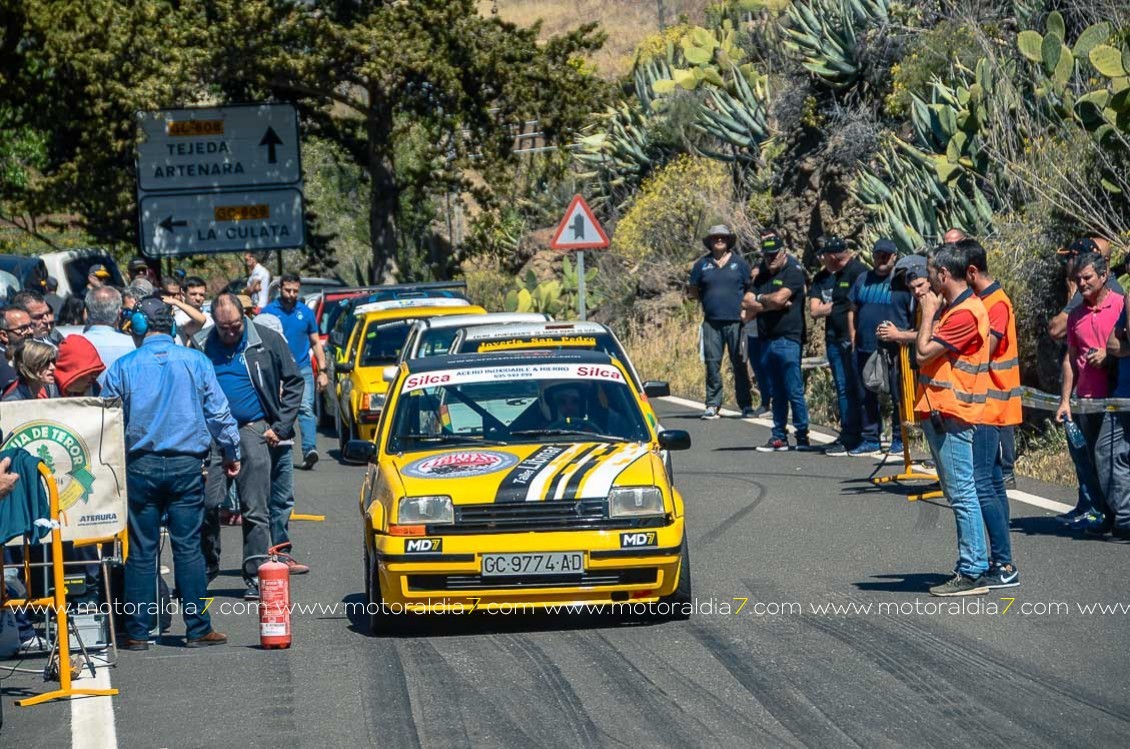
(136, 104), (301, 192)
(139, 188), (305, 257)
(549, 194), (609, 251)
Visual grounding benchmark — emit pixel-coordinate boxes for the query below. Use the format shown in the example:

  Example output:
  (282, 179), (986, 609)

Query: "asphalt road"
(3, 398), (1130, 747)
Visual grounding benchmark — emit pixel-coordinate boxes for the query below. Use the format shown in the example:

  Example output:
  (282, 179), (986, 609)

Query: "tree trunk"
(367, 89), (399, 283)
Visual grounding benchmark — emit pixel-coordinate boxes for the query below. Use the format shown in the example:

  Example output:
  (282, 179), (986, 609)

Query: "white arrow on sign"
(136, 104), (301, 192)
(139, 188), (305, 257)
(549, 195), (609, 250)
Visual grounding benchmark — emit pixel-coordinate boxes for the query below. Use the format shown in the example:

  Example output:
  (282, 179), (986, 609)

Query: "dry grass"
(1015, 420), (1075, 487)
(481, 0), (713, 77)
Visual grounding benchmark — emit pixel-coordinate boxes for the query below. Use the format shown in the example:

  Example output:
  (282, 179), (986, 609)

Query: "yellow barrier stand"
(870, 345), (943, 501)
(291, 512), (326, 522)
(1, 464), (119, 706)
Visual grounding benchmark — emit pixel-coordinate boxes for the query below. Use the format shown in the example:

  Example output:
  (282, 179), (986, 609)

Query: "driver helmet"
(541, 382), (590, 422)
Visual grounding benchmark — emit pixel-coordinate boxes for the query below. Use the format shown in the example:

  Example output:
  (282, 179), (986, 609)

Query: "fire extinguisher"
(258, 544), (293, 649)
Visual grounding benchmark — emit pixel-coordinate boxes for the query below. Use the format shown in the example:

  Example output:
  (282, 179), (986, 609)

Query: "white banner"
(1, 397), (127, 543)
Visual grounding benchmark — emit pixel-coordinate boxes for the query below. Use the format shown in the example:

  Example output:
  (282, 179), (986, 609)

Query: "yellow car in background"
(333, 298), (486, 452)
(344, 349), (693, 634)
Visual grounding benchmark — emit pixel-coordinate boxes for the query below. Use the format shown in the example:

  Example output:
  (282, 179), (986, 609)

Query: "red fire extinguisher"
(258, 544), (292, 649)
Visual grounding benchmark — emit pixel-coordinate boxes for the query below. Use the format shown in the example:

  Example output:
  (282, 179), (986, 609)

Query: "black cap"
(137, 296), (174, 329)
(760, 230), (783, 255)
(1060, 237), (1099, 256)
(872, 238), (898, 256)
(818, 236), (847, 255)
(128, 257), (149, 272)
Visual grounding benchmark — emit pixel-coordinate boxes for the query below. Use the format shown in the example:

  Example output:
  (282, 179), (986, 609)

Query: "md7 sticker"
(620, 531), (658, 548)
(405, 538), (443, 554)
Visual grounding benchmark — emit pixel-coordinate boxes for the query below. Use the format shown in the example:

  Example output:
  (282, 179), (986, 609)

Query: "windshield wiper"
(509, 429), (629, 443)
(397, 434), (508, 447)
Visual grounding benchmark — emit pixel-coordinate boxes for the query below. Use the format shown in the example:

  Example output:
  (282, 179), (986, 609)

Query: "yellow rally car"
(333, 298), (485, 452)
(345, 349), (693, 633)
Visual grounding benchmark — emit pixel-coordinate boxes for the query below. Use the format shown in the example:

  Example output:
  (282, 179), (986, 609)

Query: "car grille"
(430, 499), (666, 534)
(407, 568), (657, 591)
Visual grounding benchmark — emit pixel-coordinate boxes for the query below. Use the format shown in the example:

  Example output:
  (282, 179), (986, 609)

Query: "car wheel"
(317, 389), (333, 429)
(366, 552), (404, 636)
(653, 544), (692, 621)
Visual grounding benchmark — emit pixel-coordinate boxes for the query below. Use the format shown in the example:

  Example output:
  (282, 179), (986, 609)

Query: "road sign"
(549, 195), (609, 250)
(138, 188), (305, 257)
(136, 104), (301, 192)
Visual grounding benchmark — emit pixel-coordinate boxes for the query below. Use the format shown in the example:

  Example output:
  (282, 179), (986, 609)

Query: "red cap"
(56, 335), (106, 395)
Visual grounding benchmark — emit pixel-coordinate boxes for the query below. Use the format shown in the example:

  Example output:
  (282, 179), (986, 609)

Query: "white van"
(39, 249), (126, 298)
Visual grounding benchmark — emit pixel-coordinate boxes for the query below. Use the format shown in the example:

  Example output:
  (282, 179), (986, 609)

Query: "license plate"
(481, 552), (584, 576)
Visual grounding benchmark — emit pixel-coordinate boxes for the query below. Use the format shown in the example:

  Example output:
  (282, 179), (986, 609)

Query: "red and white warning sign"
(549, 194), (609, 251)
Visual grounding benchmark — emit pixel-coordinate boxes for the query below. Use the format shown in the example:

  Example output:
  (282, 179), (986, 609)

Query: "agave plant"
(781, 0), (888, 90)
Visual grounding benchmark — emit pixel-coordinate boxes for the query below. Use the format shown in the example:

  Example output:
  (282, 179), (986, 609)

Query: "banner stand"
(870, 345), (943, 501)
(1, 464), (119, 707)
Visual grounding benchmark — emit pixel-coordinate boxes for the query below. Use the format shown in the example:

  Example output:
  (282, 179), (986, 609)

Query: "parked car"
(0, 255), (50, 298)
(267, 276), (346, 301)
(39, 249), (126, 299)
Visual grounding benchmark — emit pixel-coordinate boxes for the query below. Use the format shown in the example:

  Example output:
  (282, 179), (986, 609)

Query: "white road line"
(72, 664), (117, 749)
(659, 395), (1074, 514)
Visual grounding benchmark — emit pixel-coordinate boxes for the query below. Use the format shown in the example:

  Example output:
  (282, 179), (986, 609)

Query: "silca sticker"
(402, 450), (518, 479)
(620, 531), (658, 548)
(405, 538), (443, 554)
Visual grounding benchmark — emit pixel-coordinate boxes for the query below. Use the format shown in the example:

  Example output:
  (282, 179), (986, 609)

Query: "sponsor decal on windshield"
(477, 336), (597, 352)
(401, 450), (518, 479)
(401, 363), (624, 392)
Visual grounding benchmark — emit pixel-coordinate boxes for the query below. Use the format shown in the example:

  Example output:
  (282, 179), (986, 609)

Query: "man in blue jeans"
(101, 297), (241, 650)
(262, 274), (330, 468)
(808, 236), (867, 455)
(745, 231), (811, 451)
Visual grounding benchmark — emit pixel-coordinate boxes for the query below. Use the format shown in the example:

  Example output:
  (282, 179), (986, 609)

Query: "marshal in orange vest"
(915, 291), (991, 424)
(978, 283), (1022, 426)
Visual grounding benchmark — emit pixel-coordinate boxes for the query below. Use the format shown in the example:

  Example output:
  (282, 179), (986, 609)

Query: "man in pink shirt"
(1057, 252), (1122, 531)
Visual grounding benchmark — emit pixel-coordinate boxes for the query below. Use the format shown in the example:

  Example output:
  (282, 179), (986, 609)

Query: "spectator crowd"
(688, 226), (1130, 596)
(1, 257), (327, 649)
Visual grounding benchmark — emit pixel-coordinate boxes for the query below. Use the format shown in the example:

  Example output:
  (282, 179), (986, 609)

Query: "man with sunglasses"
(11, 289), (63, 347)
(0, 308), (33, 391)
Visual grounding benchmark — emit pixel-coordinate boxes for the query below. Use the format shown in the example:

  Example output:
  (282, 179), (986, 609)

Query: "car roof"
(458, 320), (610, 341)
(407, 349), (617, 373)
(411, 312), (550, 331)
(354, 297), (472, 316)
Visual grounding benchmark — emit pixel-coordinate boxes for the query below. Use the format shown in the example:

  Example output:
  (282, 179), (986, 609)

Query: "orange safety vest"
(979, 283), (1022, 426)
(915, 290), (991, 424)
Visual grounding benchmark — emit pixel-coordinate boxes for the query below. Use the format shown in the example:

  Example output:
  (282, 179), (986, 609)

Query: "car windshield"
(414, 328), (461, 359)
(453, 332), (639, 386)
(388, 365), (651, 453)
(361, 321), (412, 366)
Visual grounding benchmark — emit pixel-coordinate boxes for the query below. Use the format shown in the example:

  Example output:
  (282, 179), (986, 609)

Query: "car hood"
(392, 442), (656, 503)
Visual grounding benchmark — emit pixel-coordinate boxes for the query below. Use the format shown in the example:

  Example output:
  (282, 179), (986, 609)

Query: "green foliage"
(504, 270), (566, 316)
(781, 0), (889, 90)
(886, 21), (984, 117)
(560, 254), (604, 314)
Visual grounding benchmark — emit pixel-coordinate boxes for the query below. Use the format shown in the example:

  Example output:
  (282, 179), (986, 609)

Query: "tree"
(204, 0), (608, 279)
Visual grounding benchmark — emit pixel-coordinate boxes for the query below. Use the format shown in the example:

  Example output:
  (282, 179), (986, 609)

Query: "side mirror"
(343, 439), (377, 463)
(657, 430), (691, 451)
(382, 365), (399, 383)
(337, 361), (354, 374)
(643, 381), (670, 398)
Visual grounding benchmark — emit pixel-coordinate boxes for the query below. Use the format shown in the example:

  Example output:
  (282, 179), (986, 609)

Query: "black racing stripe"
(589, 543), (682, 560)
(563, 445), (616, 500)
(376, 553), (476, 563)
(493, 445), (570, 503)
(544, 444), (600, 501)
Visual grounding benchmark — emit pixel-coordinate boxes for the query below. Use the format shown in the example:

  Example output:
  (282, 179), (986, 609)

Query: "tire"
(316, 389), (332, 429)
(366, 551), (404, 636)
(653, 544), (692, 621)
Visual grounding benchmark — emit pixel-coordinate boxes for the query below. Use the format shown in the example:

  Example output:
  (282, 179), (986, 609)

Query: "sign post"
(135, 103), (305, 258)
(548, 194), (609, 321)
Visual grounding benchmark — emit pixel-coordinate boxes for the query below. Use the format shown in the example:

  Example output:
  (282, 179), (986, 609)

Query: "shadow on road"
(852, 572), (951, 593)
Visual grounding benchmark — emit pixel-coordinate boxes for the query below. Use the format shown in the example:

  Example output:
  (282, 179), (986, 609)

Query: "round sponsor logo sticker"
(2, 420), (96, 513)
(402, 450), (518, 479)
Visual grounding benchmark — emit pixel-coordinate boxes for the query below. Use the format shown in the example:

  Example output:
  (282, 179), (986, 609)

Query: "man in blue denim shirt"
(101, 297), (241, 650)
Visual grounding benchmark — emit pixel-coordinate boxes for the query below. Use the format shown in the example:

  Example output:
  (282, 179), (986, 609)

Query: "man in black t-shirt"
(807, 236), (868, 455)
(743, 231), (811, 451)
(688, 225), (754, 419)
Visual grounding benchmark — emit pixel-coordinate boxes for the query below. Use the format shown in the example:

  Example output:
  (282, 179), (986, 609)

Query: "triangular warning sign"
(549, 195), (609, 250)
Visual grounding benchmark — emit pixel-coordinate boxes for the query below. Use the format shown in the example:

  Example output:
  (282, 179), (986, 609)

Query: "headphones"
(121, 305), (176, 337)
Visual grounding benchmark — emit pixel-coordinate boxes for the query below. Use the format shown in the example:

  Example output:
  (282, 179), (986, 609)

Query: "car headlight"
(608, 486), (665, 518)
(398, 495), (454, 525)
(362, 392), (386, 411)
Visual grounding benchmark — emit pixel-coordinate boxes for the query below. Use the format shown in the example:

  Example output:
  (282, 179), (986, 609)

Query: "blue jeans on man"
(297, 365), (317, 457)
(855, 347), (901, 446)
(702, 320), (752, 410)
(972, 425), (1012, 567)
(762, 337), (809, 442)
(827, 338), (861, 446)
(746, 333), (773, 411)
(1067, 412), (1106, 516)
(923, 417), (989, 579)
(269, 444), (295, 550)
(124, 453), (214, 641)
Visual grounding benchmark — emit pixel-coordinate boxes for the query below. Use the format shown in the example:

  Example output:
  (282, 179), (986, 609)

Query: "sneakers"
(186, 631), (228, 649)
(887, 438), (904, 456)
(1055, 507), (1085, 525)
(301, 450), (320, 470)
(756, 437), (789, 452)
(701, 406), (721, 420)
(849, 441), (882, 458)
(824, 441), (849, 457)
(1071, 511), (1107, 532)
(123, 639), (150, 652)
(794, 435), (817, 452)
(740, 407), (758, 419)
(981, 563), (1020, 589)
(750, 405), (771, 418)
(243, 582), (261, 601)
(286, 558), (310, 575)
(928, 574), (989, 597)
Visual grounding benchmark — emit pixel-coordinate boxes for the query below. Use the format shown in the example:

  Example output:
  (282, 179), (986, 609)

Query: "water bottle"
(1064, 418), (1086, 450)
